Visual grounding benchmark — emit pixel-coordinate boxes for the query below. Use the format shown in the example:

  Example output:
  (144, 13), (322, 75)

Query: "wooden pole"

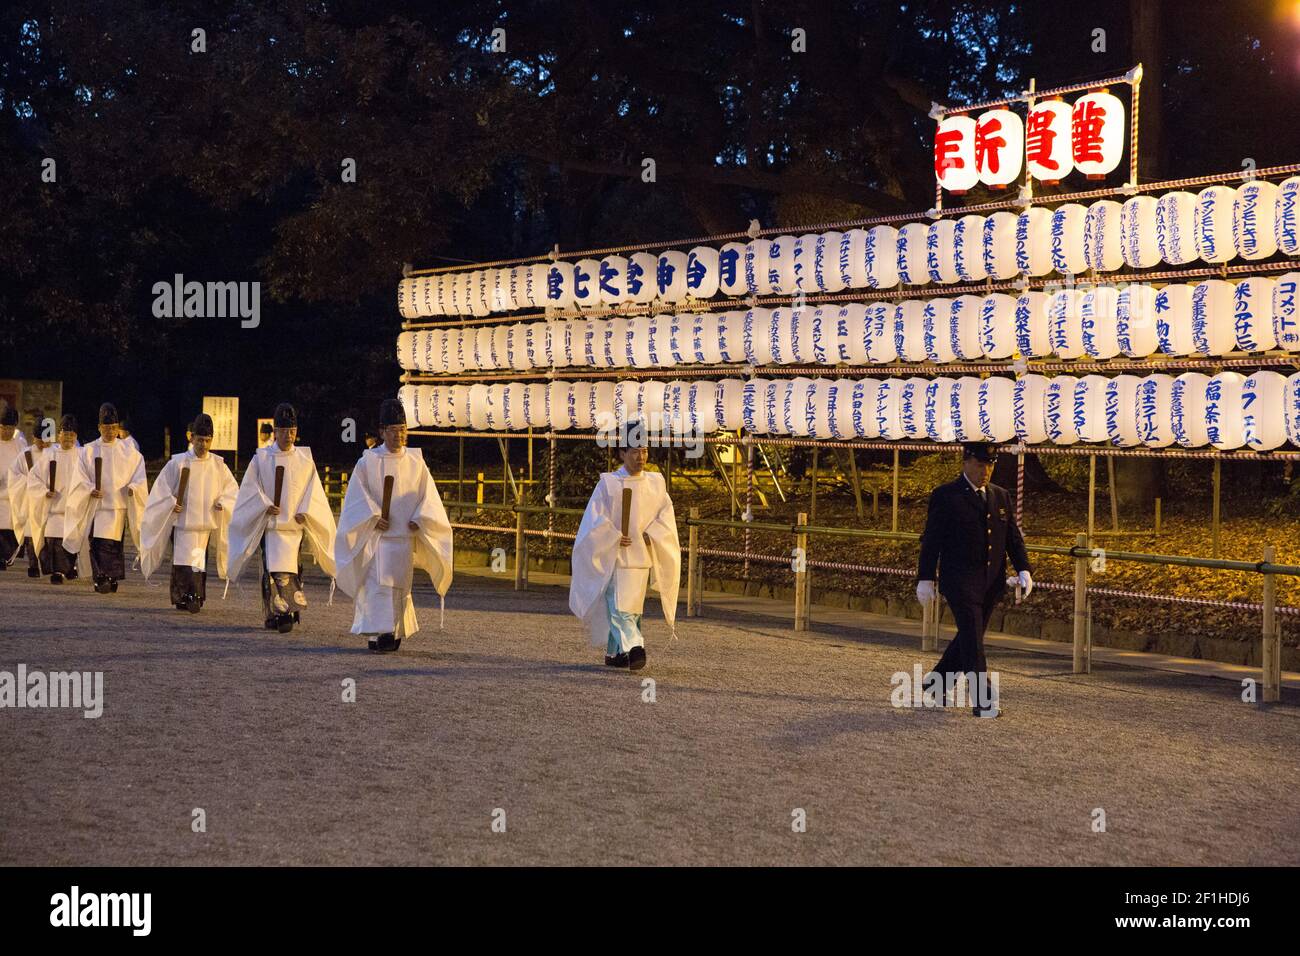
(809, 446), (819, 523)
(845, 448), (865, 521)
(1262, 544), (1279, 704)
(794, 512), (809, 632)
(1212, 458), (1222, 558)
(457, 437), (465, 518)
(1087, 455), (1096, 545)
(1073, 532), (1090, 674)
(1154, 496), (1162, 536)
(1107, 455), (1119, 532)
(686, 507), (699, 618)
(514, 509), (526, 591)
(891, 448), (900, 533)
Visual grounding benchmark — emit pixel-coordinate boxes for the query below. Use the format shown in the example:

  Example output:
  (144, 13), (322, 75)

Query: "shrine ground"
(1, 565), (1297, 867)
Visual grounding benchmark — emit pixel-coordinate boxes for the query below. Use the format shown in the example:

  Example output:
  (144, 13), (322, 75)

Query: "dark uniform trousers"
(259, 535), (302, 624)
(0, 528), (18, 567)
(918, 475), (1030, 707)
(168, 527), (208, 608)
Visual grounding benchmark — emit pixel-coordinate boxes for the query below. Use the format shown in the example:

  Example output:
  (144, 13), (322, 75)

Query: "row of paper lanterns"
(396, 273), (1300, 372)
(398, 369), (1300, 450)
(399, 178), (1300, 318)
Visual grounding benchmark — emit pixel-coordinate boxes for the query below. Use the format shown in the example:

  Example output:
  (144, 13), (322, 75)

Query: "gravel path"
(1, 564), (1297, 866)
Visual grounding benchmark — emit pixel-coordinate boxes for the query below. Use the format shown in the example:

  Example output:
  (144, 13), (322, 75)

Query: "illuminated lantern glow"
(686, 246), (720, 300)
(695, 313), (723, 364)
(761, 379), (786, 435)
(767, 235), (797, 295)
(1155, 191), (1199, 265)
(980, 293), (1018, 358)
(1026, 99), (1074, 182)
(503, 383), (528, 430)
(1232, 180), (1280, 261)
(791, 234), (816, 295)
(1013, 374), (1051, 444)
(865, 303), (898, 363)
(978, 377), (1016, 442)
(508, 324), (531, 371)
(1104, 375), (1142, 447)
(716, 379), (745, 431)
(474, 326), (495, 370)
(483, 384), (506, 430)
(1043, 375), (1081, 444)
(569, 382), (594, 429)
(809, 307), (839, 365)
(783, 378), (814, 437)
(1241, 371), (1288, 451)
(1049, 203), (1089, 276)
(471, 271), (492, 317)
(838, 304), (870, 365)
(1014, 290), (1053, 357)
(948, 376), (984, 442)
(630, 316), (655, 368)
(716, 310), (745, 363)
(547, 382), (572, 431)
(396, 330), (417, 370)
(1016, 207), (1054, 277)
(743, 240), (773, 295)
(597, 255), (628, 305)
(718, 242), (748, 296)
(790, 308), (816, 364)
(924, 377), (958, 442)
(591, 382), (616, 431)
(839, 229), (870, 288)
(935, 114), (978, 193)
(816, 232), (846, 293)
(1134, 374), (1175, 447)
(1170, 372), (1211, 447)
(923, 298), (957, 363)
(975, 109), (1024, 188)
(897, 222), (932, 286)
(899, 377), (930, 439)
(648, 315), (677, 368)
(1205, 372), (1247, 449)
(744, 308), (775, 365)
(838, 378), (870, 439)
(1120, 195), (1161, 269)
(865, 226), (901, 288)
(1073, 374), (1110, 443)
(492, 325), (511, 371)
(449, 385), (472, 430)
(1153, 283), (1195, 356)
(1116, 283), (1159, 357)
(397, 280), (417, 320)
(1276, 176), (1300, 257)
(953, 215), (988, 282)
(1194, 186), (1236, 265)
(545, 261), (576, 310)
(1080, 285), (1121, 359)
(1273, 272), (1300, 351)
(1228, 277), (1274, 352)
(950, 295), (985, 360)
(1047, 289), (1086, 359)
(876, 378), (905, 440)
(626, 252), (658, 305)
(1189, 279), (1237, 356)
(1071, 90), (1125, 179)
(527, 264), (550, 310)
(983, 212), (1020, 281)
(1286, 372), (1300, 448)
(896, 299), (929, 362)
(524, 383), (550, 429)
(768, 308), (794, 365)
(808, 379), (834, 438)
(656, 250), (689, 303)
(927, 219), (960, 284)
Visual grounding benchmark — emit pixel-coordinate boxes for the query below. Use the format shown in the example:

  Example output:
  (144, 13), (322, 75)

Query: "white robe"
(25, 443), (94, 555)
(81, 438), (147, 548)
(227, 445), (337, 581)
(0, 432), (29, 533)
(569, 466), (680, 647)
(5, 442), (43, 553)
(139, 451), (238, 579)
(334, 445), (452, 638)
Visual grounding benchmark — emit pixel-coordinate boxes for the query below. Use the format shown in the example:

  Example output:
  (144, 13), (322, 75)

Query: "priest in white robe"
(569, 420), (680, 671)
(7, 409), (51, 576)
(26, 414), (94, 584)
(81, 402), (147, 593)
(0, 405), (29, 569)
(139, 412), (238, 612)
(335, 398), (452, 653)
(227, 402), (337, 633)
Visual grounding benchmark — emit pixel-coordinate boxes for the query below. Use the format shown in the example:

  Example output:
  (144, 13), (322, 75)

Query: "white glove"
(1018, 570), (1033, 597)
(916, 580), (937, 605)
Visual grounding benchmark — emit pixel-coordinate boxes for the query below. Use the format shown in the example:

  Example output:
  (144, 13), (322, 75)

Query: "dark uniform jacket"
(917, 475), (1031, 604)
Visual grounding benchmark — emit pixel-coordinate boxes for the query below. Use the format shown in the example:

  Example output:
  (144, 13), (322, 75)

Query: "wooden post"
(1107, 455), (1119, 532)
(1212, 458), (1222, 558)
(527, 428), (534, 502)
(1154, 496), (1162, 536)
(514, 509), (526, 591)
(809, 446), (819, 523)
(1262, 544), (1280, 704)
(891, 448), (900, 533)
(1087, 455), (1096, 545)
(476, 471), (485, 512)
(458, 436), (465, 516)
(686, 507), (699, 618)
(794, 512), (809, 632)
(1073, 532), (1090, 674)
(845, 448), (865, 521)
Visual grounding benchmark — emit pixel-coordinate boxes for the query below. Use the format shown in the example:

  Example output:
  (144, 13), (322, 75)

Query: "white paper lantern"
(398, 385), (420, 426)
(837, 304), (869, 365)
(717, 310), (745, 364)
(865, 226), (900, 289)
(567, 320), (593, 367)
(397, 280), (417, 319)
(741, 378), (768, 433)
(1026, 99), (1074, 182)
(550, 382), (575, 430)
(1080, 285), (1121, 359)
(523, 383), (550, 428)
(591, 381), (616, 431)
(839, 229), (869, 288)
(448, 384), (472, 429)
(829, 379), (860, 439)
(1235, 277), (1277, 352)
(491, 268), (513, 312)
(1047, 289), (1086, 359)
(789, 308), (816, 364)
(1190, 279), (1236, 356)
(613, 380), (640, 425)
(1015, 290), (1053, 357)
(1241, 371), (1288, 450)
(924, 377), (958, 443)
(544, 261), (576, 310)
(1206, 372), (1246, 449)
(716, 380), (745, 431)
(1103, 375), (1142, 446)
(502, 383), (527, 430)
(983, 212), (1020, 280)
(492, 325), (511, 371)
(761, 379), (786, 435)
(1120, 195), (1160, 269)
(598, 256), (628, 305)
(979, 377), (1016, 442)
(865, 302), (898, 364)
(935, 114), (978, 193)
(744, 308), (774, 365)
(1194, 186), (1235, 264)
(1049, 203), (1089, 276)
(950, 295), (985, 360)
(690, 381), (720, 434)
(1233, 180), (1280, 261)
(639, 381), (666, 431)
(472, 326), (494, 370)
(444, 329), (468, 374)
(792, 234), (816, 294)
(743, 239), (774, 295)
(686, 313), (711, 364)
(626, 252), (658, 305)
(975, 108), (1024, 188)
(766, 234), (795, 295)
(610, 318), (636, 368)
(1013, 375), (1051, 444)
(629, 316), (656, 368)
(1016, 207), (1054, 277)
(719, 242), (747, 297)
(396, 331), (417, 370)
(1276, 176), (1300, 257)
(1170, 372), (1211, 447)
(478, 272), (498, 317)
(507, 324), (531, 371)
(1135, 374), (1175, 447)
(1083, 199), (1124, 272)
(693, 313), (722, 365)
(897, 222), (931, 286)
(467, 382), (490, 430)
(655, 250), (689, 304)
(809, 379), (834, 438)
(1116, 283), (1159, 357)
(768, 308), (795, 365)
(809, 307), (839, 365)
(786, 377), (816, 436)
(927, 219), (960, 284)
(670, 314), (694, 365)
(980, 293), (1018, 358)
(875, 378), (904, 440)
(686, 246), (721, 300)
(1154, 283), (1195, 356)
(1071, 90), (1125, 178)
(948, 376), (983, 442)
(451, 273), (472, 315)
(897, 377), (929, 439)
(546, 320), (571, 368)
(1273, 272), (1300, 351)
(817, 231), (846, 293)
(896, 300), (928, 362)
(952, 215), (988, 283)
(1286, 373), (1300, 447)
(1043, 375), (1081, 445)
(923, 298), (956, 363)
(1155, 191), (1198, 266)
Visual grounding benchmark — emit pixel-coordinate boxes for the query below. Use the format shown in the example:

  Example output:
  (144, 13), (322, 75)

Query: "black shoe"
(27, 567), (40, 578)
(264, 618), (279, 630)
(604, 652), (630, 668)
(628, 646), (647, 671)
(370, 633), (400, 653)
(93, 577), (112, 594)
(50, 572), (64, 585)
(109, 580), (118, 593)
(184, 594), (202, 614)
(276, 615), (294, 634)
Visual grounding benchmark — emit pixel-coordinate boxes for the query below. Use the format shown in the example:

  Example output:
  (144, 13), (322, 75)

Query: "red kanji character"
(975, 116), (1006, 175)
(1072, 100), (1108, 165)
(935, 128), (965, 177)
(1026, 108), (1059, 171)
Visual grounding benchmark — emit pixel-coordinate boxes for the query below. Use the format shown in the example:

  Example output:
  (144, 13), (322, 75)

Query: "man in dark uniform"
(917, 443), (1032, 717)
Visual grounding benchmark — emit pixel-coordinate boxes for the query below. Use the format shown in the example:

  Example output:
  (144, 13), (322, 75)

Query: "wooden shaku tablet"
(94, 456), (103, 492)
(381, 474), (395, 521)
(176, 466), (191, 509)
(620, 486), (632, 537)
(48, 459), (56, 493)
(273, 465), (285, 508)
